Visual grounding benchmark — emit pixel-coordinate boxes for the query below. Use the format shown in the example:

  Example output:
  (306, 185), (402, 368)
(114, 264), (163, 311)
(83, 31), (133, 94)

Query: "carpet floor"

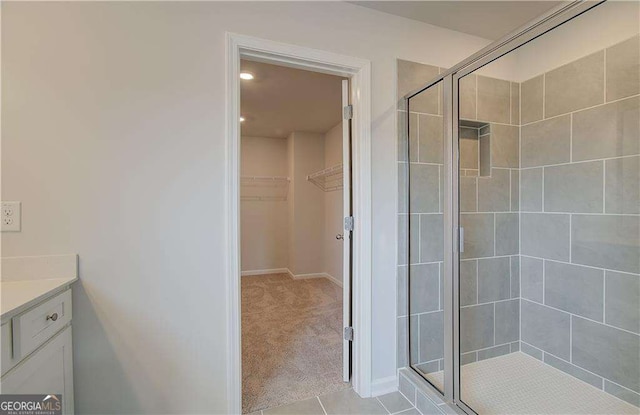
(241, 273), (350, 413)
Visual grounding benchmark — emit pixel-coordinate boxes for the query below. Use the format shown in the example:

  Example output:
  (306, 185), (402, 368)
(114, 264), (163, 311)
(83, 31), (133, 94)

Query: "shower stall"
(399, 1), (639, 413)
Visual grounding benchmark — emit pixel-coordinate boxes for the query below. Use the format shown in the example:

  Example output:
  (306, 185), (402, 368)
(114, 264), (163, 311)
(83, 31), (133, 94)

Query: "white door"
(342, 79), (353, 383)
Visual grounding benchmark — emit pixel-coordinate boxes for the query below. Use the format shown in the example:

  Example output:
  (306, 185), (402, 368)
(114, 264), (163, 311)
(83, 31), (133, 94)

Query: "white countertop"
(1, 277), (78, 321)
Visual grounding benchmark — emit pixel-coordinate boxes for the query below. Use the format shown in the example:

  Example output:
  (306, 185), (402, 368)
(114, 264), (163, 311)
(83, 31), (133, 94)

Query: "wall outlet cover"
(1, 201), (21, 232)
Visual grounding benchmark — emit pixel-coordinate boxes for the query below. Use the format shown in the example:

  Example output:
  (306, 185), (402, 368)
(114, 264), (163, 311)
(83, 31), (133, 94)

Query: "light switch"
(1, 201), (21, 232)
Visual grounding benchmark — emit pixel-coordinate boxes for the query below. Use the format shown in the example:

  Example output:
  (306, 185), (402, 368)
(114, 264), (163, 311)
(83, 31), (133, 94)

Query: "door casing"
(225, 33), (372, 414)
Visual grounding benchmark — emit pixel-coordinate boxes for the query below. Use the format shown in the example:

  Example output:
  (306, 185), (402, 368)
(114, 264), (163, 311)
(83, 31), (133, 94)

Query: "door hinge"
(344, 216), (354, 231)
(343, 105), (353, 120)
(344, 326), (354, 341)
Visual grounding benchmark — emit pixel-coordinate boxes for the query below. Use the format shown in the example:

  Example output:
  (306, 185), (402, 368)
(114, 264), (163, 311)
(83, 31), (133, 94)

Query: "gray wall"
(518, 35), (640, 407)
(457, 74), (521, 366)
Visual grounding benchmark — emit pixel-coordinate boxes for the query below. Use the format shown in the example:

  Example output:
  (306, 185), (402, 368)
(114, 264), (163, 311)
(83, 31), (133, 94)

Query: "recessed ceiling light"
(240, 72), (254, 80)
(239, 117), (245, 122)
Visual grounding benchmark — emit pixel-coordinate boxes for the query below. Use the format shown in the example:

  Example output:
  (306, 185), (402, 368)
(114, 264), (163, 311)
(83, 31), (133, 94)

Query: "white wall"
(287, 131), (326, 276)
(324, 123), (344, 283)
(240, 136), (289, 272)
(1, 2), (492, 412)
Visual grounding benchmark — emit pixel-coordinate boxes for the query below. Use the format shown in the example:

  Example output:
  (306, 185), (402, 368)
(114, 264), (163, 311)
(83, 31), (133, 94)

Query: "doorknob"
(336, 234), (344, 240)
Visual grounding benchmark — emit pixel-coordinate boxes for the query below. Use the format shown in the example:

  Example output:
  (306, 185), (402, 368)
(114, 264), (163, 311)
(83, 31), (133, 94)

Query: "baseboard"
(289, 271), (343, 287)
(240, 268), (289, 277)
(371, 375), (398, 397)
(323, 273), (343, 287)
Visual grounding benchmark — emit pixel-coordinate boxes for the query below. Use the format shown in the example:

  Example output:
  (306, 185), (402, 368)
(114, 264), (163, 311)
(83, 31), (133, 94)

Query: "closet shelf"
(241, 176), (290, 201)
(307, 163), (343, 192)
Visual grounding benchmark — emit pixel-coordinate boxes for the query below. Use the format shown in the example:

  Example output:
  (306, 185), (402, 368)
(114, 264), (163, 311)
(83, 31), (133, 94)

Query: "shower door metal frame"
(404, 1), (606, 413)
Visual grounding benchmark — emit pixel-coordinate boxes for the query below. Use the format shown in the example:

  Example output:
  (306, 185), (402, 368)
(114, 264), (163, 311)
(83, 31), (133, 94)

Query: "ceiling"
(350, 1), (564, 40)
(240, 60), (345, 139)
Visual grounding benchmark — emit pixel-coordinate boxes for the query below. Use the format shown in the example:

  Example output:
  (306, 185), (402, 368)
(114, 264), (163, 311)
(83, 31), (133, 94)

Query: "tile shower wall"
(457, 73), (521, 366)
(518, 35), (640, 407)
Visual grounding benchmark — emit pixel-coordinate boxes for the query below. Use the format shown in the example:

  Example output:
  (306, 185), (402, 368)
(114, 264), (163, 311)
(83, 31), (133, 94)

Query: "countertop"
(1, 276), (78, 321)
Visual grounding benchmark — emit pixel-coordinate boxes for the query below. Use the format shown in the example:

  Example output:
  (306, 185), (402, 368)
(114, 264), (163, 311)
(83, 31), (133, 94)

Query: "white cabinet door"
(1, 325), (74, 415)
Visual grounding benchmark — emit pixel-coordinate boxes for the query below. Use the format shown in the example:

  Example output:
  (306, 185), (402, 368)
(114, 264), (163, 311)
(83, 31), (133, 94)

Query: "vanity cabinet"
(1, 288), (74, 414)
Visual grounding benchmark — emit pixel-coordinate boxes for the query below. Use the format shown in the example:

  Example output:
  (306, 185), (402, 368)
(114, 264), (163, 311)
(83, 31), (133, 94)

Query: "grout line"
(519, 92), (640, 127)
(519, 154), (640, 170)
(603, 273), (606, 325)
(542, 259), (546, 304)
(476, 259), (479, 304)
(375, 396), (391, 414)
(493, 213), (497, 256)
(416, 114), (420, 162)
(602, 160), (606, 213)
(316, 396), (328, 415)
(509, 256), (512, 299)
(460, 298), (515, 310)
(570, 114), (573, 163)
(521, 298), (640, 336)
(519, 255), (640, 276)
(541, 167), (545, 212)
(417, 215), (421, 264)
(517, 211), (639, 217)
(493, 302), (496, 345)
(569, 215), (572, 264)
(569, 315), (573, 362)
(534, 342), (614, 393)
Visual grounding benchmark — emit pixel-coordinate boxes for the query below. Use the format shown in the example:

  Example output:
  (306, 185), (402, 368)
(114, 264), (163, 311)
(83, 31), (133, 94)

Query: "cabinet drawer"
(12, 289), (71, 361)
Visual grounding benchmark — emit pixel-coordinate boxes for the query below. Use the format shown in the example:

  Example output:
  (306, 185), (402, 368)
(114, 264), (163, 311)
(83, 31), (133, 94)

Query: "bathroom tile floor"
(423, 352), (638, 414)
(251, 389), (418, 415)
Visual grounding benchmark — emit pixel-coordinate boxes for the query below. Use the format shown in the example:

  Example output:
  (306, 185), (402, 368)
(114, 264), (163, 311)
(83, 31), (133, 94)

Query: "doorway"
(239, 60), (350, 412)
(225, 34), (373, 414)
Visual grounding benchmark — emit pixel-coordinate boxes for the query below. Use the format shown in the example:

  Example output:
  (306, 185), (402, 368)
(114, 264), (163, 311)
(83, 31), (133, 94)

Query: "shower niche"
(400, 1), (640, 414)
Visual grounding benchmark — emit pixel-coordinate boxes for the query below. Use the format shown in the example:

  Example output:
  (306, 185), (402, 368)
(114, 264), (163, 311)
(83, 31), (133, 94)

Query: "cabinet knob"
(46, 312), (59, 322)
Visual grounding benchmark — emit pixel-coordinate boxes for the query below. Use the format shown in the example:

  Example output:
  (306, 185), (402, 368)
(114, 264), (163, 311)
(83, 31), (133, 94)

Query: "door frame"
(225, 33), (372, 414)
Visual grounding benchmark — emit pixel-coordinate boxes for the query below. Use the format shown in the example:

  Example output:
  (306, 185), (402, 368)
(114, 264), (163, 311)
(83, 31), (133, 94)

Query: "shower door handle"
(459, 227), (465, 253)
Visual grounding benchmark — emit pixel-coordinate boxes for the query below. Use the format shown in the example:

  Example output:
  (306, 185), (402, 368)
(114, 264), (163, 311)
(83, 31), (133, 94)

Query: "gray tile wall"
(458, 72), (521, 366)
(519, 35), (640, 407)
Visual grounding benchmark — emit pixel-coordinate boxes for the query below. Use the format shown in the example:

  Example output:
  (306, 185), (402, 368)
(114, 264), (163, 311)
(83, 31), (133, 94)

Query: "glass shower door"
(454, 2), (640, 413)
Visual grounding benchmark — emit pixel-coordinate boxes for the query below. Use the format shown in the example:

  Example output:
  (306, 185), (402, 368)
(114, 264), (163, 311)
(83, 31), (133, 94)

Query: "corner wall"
(287, 131), (326, 276)
(240, 136), (289, 272)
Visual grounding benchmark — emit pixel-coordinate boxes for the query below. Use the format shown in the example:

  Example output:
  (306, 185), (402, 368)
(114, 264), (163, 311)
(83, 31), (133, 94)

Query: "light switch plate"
(2, 201), (21, 232)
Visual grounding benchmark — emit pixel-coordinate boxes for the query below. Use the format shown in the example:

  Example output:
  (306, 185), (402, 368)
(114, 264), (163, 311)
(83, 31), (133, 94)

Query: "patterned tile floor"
(424, 352), (638, 414)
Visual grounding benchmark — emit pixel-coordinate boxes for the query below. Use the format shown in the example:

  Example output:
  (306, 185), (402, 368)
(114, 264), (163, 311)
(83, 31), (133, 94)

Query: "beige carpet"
(241, 273), (350, 413)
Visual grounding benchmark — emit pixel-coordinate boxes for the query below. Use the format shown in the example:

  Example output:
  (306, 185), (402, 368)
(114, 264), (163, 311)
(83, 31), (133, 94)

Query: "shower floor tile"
(421, 352), (638, 414)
